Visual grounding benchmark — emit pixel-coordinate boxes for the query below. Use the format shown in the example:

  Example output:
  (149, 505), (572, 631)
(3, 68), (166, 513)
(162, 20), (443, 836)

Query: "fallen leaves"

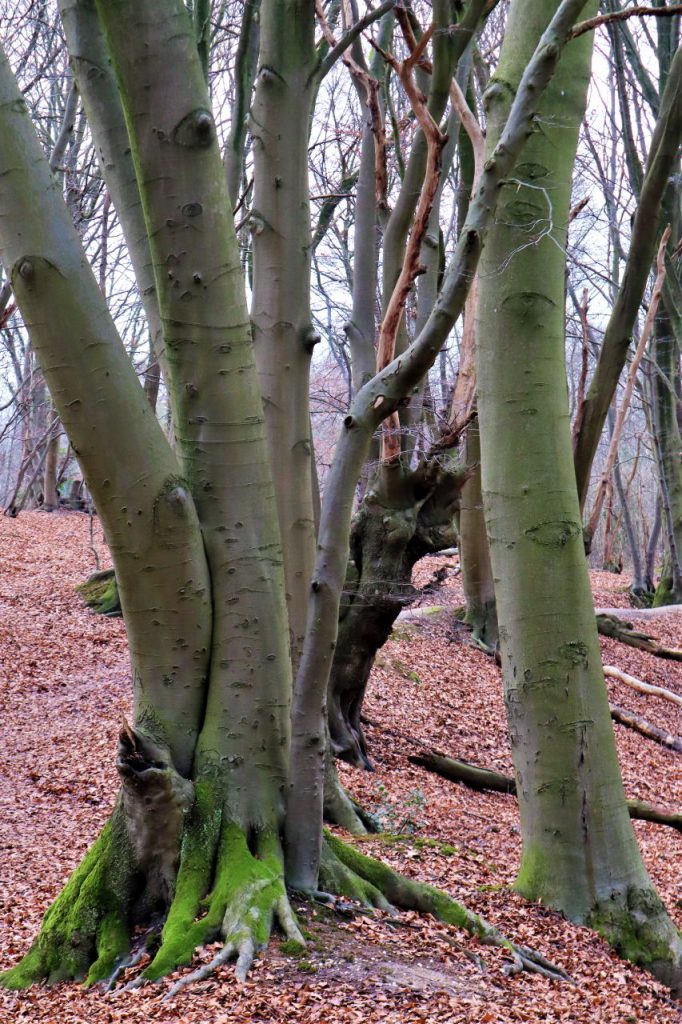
(0, 515), (680, 1022)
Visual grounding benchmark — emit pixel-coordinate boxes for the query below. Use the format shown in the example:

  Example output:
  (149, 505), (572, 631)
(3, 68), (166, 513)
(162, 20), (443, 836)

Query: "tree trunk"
(652, 297), (682, 604)
(476, 0), (682, 992)
(410, 750), (682, 833)
(58, 0), (169, 403)
(328, 459), (466, 769)
(250, 0), (318, 667)
(459, 420), (497, 649)
(0, 0), (636, 993)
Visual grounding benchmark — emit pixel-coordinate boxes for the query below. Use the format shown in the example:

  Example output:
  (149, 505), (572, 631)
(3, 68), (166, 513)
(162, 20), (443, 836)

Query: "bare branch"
(571, 5), (682, 40)
(314, 0), (396, 82)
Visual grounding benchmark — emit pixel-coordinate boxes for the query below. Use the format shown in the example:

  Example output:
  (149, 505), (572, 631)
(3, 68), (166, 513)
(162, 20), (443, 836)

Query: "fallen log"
(609, 704), (682, 753)
(408, 751), (682, 833)
(596, 613), (682, 661)
(408, 752), (516, 793)
(604, 665), (682, 707)
(595, 606), (681, 619)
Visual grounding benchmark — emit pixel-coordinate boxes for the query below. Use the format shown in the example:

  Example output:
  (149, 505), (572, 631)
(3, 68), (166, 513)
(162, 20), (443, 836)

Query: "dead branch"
(409, 750), (682, 831)
(570, 6), (682, 40)
(597, 612), (682, 661)
(604, 664), (682, 708)
(610, 704), (682, 753)
(374, 23), (446, 463)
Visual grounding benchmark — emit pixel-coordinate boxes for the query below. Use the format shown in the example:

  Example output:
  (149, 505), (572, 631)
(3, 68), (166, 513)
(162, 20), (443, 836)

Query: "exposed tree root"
(320, 832), (571, 982)
(409, 752), (516, 793)
(323, 747), (375, 835)
(133, 784), (302, 992)
(596, 613), (682, 661)
(410, 750), (682, 833)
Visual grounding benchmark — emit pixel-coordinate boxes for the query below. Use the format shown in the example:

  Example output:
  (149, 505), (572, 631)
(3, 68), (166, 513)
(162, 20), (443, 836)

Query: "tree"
(476, 0), (682, 991)
(0, 0), (679, 1000)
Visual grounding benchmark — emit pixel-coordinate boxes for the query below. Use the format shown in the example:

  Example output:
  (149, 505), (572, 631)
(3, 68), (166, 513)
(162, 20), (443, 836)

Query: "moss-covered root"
(323, 752), (378, 835)
(138, 810), (303, 999)
(322, 833), (571, 982)
(75, 568), (122, 616)
(589, 887), (682, 998)
(0, 810), (133, 989)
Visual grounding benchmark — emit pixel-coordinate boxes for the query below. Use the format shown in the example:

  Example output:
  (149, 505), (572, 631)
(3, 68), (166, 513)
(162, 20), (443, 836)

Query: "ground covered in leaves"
(0, 511), (680, 1023)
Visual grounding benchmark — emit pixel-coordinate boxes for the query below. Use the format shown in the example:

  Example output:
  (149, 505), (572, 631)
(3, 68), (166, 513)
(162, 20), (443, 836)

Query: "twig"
(314, 0), (396, 82)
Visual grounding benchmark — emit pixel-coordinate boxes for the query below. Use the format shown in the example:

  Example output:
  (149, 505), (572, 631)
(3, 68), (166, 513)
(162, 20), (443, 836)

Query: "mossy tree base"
(1, 794), (570, 995)
(0, 808), (134, 989)
(75, 568), (121, 617)
(653, 575), (682, 608)
(588, 888), (682, 998)
(515, 858), (682, 997)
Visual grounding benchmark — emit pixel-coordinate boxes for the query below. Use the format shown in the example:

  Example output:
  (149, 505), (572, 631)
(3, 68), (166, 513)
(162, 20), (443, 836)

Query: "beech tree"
(0, 0), (680, 1001)
(476, 0), (682, 992)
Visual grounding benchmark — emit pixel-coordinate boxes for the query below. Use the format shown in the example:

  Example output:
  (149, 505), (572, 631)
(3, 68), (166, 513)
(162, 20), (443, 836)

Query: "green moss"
(653, 576), (677, 608)
(144, 813), (293, 983)
(280, 939), (306, 957)
(324, 832), (487, 939)
(389, 625), (416, 643)
(75, 569), (121, 616)
(142, 781), (221, 980)
(354, 833), (458, 855)
(85, 909), (129, 986)
(514, 842), (552, 902)
(587, 887), (677, 971)
(298, 960), (317, 973)
(1, 813), (133, 989)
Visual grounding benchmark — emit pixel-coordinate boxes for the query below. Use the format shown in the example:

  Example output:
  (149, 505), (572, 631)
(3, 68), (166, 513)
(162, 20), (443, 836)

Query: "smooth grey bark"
(476, 0), (682, 990)
(224, 0), (261, 207)
(573, 41), (682, 507)
(459, 420), (497, 649)
(98, 0), (293, 831)
(0, 42), (212, 778)
(250, 0), (318, 668)
(57, 0), (168, 396)
(286, 0), (597, 891)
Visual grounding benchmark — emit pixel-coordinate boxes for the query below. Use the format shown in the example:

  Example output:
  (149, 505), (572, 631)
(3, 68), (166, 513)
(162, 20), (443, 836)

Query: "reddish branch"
(439, 79), (486, 449)
(373, 22), (446, 462)
(0, 300), (15, 329)
(571, 5), (682, 39)
(571, 288), (590, 447)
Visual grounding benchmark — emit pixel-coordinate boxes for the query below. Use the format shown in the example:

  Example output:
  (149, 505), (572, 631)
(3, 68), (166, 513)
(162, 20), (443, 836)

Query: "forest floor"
(0, 511), (680, 1024)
